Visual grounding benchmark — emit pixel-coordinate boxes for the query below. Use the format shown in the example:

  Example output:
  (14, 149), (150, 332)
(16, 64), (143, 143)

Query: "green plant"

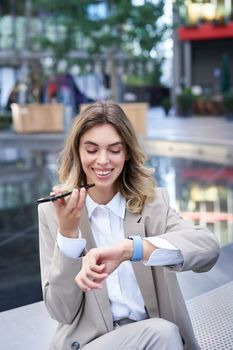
(220, 54), (231, 94)
(162, 97), (171, 116)
(123, 74), (153, 87)
(223, 92), (233, 111)
(223, 92), (233, 120)
(0, 112), (12, 130)
(176, 88), (196, 117)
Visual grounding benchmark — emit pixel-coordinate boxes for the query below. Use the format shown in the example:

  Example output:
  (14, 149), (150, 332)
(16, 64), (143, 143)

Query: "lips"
(93, 169), (113, 178)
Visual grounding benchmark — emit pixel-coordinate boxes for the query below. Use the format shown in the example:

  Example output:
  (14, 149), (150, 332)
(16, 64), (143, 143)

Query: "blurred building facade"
(0, 1), (166, 110)
(173, 0), (233, 98)
(0, 1), (107, 110)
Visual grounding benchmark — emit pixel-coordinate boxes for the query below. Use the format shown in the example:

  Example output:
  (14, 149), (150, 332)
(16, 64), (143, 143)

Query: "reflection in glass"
(0, 150), (58, 311)
(0, 148), (233, 311)
(149, 156), (233, 246)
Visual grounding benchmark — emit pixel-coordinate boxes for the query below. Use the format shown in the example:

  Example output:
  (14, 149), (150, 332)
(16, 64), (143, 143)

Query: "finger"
(75, 276), (91, 292)
(52, 185), (63, 194)
(92, 264), (106, 273)
(66, 189), (79, 211)
(85, 269), (108, 282)
(75, 274), (103, 291)
(52, 196), (66, 209)
(83, 258), (103, 277)
(51, 186), (66, 208)
(81, 263), (108, 282)
(76, 187), (86, 210)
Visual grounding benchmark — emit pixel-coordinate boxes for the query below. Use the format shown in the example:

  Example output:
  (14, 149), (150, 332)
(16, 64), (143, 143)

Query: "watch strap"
(128, 235), (143, 262)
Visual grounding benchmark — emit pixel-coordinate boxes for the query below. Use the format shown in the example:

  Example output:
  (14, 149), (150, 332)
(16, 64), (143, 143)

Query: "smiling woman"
(58, 101), (155, 212)
(38, 100), (220, 350)
(79, 124), (128, 204)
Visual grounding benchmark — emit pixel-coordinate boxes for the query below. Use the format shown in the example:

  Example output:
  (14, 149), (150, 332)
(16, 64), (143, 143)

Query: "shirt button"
(71, 341), (80, 350)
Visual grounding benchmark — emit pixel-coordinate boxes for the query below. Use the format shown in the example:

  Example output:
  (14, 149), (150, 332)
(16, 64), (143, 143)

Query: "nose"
(97, 150), (109, 165)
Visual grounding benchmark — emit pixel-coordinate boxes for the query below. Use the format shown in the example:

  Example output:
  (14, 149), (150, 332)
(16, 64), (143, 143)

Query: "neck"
(88, 186), (117, 205)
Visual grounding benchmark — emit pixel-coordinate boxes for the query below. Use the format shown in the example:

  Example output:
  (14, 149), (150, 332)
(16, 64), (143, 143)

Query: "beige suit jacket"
(38, 188), (220, 350)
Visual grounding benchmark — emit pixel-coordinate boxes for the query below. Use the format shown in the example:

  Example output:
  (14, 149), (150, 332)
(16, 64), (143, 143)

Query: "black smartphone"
(36, 183), (95, 204)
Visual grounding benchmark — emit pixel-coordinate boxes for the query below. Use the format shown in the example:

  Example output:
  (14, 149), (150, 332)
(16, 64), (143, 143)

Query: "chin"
(96, 181), (113, 188)
(95, 179), (116, 189)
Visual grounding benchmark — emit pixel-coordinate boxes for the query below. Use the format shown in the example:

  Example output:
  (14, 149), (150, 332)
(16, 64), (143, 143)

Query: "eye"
(86, 149), (97, 154)
(110, 149), (121, 154)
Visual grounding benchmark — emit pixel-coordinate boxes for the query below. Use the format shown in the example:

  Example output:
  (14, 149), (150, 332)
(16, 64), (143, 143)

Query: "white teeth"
(95, 170), (112, 175)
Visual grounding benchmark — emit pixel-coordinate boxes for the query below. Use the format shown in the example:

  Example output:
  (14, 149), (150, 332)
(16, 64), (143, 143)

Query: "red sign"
(179, 22), (233, 41)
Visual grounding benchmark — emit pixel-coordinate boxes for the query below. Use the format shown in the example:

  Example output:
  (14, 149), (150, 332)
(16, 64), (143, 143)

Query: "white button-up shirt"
(57, 192), (183, 321)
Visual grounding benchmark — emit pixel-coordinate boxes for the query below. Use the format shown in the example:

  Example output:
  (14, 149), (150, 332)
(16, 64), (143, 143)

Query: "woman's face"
(79, 123), (128, 196)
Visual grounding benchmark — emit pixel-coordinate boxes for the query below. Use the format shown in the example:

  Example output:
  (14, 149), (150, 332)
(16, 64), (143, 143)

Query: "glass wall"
(149, 156), (233, 246)
(0, 149), (58, 312)
(0, 146), (232, 311)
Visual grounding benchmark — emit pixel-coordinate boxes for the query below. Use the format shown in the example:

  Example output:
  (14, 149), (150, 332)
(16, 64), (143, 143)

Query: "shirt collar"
(86, 192), (126, 219)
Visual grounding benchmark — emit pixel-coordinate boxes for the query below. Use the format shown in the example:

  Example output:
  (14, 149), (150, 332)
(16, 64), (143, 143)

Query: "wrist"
(122, 239), (134, 261)
(128, 235), (144, 262)
(59, 228), (79, 238)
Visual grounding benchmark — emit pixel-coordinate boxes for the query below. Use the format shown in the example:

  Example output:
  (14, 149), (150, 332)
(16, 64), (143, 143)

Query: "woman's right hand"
(52, 186), (87, 238)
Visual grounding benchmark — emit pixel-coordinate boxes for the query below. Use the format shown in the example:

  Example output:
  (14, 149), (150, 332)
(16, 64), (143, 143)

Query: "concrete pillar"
(184, 40), (192, 87)
(172, 28), (182, 105)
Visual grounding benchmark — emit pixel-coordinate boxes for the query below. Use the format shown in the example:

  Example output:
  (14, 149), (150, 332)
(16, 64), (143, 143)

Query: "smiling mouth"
(93, 169), (113, 177)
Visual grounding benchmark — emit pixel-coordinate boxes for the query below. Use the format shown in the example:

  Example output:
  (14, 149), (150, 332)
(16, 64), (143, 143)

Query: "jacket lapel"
(79, 207), (113, 331)
(124, 209), (159, 318)
(79, 206), (96, 251)
(79, 206), (159, 330)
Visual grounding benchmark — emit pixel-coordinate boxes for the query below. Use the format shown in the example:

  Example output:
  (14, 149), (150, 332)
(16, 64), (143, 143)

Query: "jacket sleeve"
(160, 188), (220, 272)
(38, 203), (84, 324)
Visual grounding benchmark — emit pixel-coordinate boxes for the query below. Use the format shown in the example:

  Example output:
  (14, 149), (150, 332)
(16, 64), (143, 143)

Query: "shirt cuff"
(143, 236), (183, 266)
(57, 230), (86, 259)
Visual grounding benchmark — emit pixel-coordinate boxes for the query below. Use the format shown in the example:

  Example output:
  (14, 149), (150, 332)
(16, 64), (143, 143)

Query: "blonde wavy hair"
(58, 101), (156, 213)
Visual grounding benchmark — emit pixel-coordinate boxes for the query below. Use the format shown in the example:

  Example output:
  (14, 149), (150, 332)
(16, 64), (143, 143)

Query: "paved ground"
(144, 108), (233, 166)
(147, 108), (233, 147)
(0, 301), (56, 350)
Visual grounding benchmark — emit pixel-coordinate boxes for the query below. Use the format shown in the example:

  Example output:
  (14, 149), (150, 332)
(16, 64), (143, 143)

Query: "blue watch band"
(128, 235), (143, 262)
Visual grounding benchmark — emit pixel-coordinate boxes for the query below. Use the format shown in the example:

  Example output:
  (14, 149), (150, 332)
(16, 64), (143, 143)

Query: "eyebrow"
(83, 141), (123, 146)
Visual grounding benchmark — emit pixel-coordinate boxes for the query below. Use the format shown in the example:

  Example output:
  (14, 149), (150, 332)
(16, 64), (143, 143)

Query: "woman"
(38, 101), (220, 350)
